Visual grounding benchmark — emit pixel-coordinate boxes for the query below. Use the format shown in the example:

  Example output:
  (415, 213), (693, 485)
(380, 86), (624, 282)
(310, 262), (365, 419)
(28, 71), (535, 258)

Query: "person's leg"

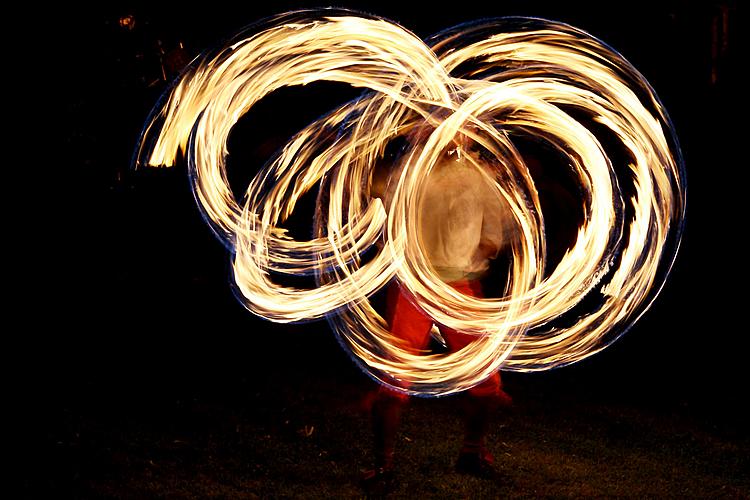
(366, 282), (432, 472)
(440, 280), (511, 476)
(369, 386), (408, 471)
(456, 374), (509, 478)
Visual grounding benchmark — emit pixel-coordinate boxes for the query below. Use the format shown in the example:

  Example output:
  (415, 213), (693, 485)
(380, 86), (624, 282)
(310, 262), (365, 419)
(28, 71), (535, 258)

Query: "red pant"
(383, 279), (502, 399)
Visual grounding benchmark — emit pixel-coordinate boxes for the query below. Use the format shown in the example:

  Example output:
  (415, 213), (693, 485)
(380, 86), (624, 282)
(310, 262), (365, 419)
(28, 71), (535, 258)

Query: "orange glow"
(119, 14), (135, 30)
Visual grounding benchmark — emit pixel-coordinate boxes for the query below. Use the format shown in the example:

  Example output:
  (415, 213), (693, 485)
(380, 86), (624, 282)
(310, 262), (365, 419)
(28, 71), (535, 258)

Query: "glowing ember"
(136, 11), (686, 396)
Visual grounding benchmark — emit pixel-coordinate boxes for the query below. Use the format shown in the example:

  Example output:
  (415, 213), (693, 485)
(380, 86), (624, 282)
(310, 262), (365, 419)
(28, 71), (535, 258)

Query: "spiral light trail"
(136, 11), (686, 396)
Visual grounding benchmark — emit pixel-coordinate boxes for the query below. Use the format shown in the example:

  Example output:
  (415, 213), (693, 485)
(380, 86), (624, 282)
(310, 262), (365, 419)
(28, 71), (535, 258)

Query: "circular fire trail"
(136, 11), (686, 396)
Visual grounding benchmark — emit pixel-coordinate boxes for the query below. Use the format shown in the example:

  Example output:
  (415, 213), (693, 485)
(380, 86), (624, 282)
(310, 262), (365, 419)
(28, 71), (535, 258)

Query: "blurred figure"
(362, 141), (516, 491)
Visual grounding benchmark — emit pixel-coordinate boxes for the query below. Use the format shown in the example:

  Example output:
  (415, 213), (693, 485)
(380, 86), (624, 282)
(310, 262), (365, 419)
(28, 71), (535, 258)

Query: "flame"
(136, 11), (686, 396)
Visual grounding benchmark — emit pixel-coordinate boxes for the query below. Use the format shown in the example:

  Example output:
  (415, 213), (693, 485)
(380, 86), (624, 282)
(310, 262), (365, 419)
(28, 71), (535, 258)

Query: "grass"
(34, 346), (748, 499)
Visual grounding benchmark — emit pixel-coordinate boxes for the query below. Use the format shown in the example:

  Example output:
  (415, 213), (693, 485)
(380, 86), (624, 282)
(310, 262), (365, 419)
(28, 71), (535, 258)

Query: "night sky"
(50, 0), (741, 453)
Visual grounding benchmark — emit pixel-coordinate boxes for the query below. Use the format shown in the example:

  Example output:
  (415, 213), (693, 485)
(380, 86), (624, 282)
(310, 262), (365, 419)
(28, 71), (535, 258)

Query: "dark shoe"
(455, 448), (498, 479)
(360, 465), (396, 495)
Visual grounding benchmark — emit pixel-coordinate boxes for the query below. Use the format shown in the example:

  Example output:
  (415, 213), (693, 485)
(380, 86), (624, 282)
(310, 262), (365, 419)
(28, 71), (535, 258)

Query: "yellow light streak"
(136, 11), (686, 396)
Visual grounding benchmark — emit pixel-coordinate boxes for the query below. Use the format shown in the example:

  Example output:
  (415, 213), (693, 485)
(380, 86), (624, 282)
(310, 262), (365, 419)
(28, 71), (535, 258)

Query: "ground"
(32, 328), (748, 499)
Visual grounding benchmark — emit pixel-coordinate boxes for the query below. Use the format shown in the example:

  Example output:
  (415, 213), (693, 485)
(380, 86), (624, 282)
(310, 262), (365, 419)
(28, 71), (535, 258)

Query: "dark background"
(43, 1), (742, 493)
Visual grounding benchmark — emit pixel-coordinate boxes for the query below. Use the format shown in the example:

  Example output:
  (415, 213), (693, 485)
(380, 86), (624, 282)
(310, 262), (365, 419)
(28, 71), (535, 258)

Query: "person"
(362, 140), (516, 491)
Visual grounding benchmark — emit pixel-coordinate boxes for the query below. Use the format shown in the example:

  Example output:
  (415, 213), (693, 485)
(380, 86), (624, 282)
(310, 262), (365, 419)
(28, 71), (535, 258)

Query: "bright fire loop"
(136, 11), (686, 397)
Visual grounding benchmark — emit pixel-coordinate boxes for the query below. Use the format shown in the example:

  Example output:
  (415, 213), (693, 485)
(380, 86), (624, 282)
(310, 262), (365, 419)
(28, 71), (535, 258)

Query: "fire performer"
(363, 139), (517, 488)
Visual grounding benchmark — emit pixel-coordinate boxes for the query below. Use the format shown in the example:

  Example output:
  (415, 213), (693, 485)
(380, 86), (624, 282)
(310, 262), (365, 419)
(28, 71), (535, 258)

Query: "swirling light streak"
(136, 11), (685, 396)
